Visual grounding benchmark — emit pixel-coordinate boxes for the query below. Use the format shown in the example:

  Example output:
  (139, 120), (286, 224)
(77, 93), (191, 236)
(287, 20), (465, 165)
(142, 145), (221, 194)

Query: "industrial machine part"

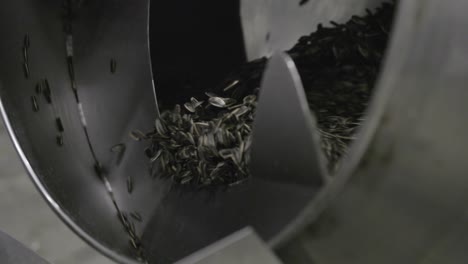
(0, 231), (48, 264)
(175, 228), (282, 264)
(1, 0), (468, 263)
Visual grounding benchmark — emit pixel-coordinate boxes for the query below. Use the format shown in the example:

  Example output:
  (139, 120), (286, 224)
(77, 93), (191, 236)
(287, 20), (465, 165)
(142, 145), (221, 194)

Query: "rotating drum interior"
(3, 1), (464, 264)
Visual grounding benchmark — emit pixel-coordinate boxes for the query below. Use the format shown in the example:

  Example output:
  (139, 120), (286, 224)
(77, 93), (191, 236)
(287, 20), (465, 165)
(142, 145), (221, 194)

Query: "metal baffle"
(175, 228), (283, 264)
(251, 52), (327, 186)
(277, 0), (468, 263)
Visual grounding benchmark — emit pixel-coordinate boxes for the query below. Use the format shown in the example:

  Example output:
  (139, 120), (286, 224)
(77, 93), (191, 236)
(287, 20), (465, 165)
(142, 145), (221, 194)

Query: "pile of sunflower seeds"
(290, 1), (396, 170)
(143, 1), (396, 185)
(142, 94), (256, 187)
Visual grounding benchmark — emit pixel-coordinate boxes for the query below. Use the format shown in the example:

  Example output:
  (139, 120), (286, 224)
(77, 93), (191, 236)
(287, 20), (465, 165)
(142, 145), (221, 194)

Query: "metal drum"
(1, 0), (467, 263)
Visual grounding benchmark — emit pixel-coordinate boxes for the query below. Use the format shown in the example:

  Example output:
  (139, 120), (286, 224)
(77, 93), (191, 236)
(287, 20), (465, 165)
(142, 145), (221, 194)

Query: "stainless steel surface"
(278, 0), (468, 263)
(175, 228), (282, 264)
(251, 52), (326, 186)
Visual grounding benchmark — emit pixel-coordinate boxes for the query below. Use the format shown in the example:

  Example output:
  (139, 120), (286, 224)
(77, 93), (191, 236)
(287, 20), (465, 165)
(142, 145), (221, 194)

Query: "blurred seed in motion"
(130, 130), (146, 141)
(110, 58), (117, 74)
(130, 212), (142, 222)
(24, 34), (30, 48)
(31, 96), (39, 112)
(23, 46), (29, 63)
(35, 82), (43, 94)
(94, 162), (105, 180)
(23, 63), (30, 79)
(127, 176), (133, 194)
(43, 79), (52, 104)
(56, 117), (64, 132)
(111, 143), (126, 153)
(56, 134), (64, 146)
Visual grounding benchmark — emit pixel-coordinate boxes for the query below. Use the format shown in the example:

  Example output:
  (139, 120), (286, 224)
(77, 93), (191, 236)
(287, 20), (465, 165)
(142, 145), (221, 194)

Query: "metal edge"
(0, 90), (139, 264)
(146, 0), (160, 118)
(251, 52), (328, 186)
(281, 52), (329, 181)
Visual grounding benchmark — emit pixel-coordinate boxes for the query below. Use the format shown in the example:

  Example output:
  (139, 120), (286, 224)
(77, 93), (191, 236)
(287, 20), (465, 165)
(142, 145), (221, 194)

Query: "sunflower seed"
(184, 97), (204, 113)
(118, 212), (129, 227)
(56, 134), (64, 146)
(111, 143), (126, 153)
(43, 79), (52, 104)
(208, 97), (227, 108)
(94, 162), (103, 178)
(130, 212), (142, 222)
(130, 130), (146, 141)
(110, 58), (117, 73)
(127, 176), (133, 194)
(56, 117), (64, 132)
(223, 80), (239, 92)
(183, 102), (196, 113)
(358, 45), (369, 59)
(35, 82), (43, 94)
(205, 92), (218, 98)
(23, 63), (30, 79)
(150, 149), (162, 163)
(67, 56), (75, 80)
(24, 34), (30, 48)
(232, 106), (249, 118)
(144, 147), (153, 158)
(31, 96), (39, 112)
(155, 118), (167, 135)
(180, 176), (192, 185)
(243, 95), (257, 104)
(129, 237), (138, 249)
(23, 46), (29, 62)
(219, 149), (234, 160)
(129, 221), (136, 236)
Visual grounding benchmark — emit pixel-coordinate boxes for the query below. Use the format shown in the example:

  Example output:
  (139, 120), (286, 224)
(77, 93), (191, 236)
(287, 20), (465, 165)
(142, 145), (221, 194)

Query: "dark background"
(150, 0), (246, 110)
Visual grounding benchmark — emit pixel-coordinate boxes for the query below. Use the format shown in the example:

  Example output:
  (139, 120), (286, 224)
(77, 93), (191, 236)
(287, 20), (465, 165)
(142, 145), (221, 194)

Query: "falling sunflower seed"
(23, 62), (30, 79)
(31, 96), (39, 112)
(111, 143), (126, 153)
(130, 130), (146, 141)
(127, 176), (133, 194)
(223, 80), (239, 92)
(35, 82), (43, 94)
(130, 212), (142, 222)
(56, 134), (64, 146)
(24, 34), (30, 48)
(110, 58), (117, 73)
